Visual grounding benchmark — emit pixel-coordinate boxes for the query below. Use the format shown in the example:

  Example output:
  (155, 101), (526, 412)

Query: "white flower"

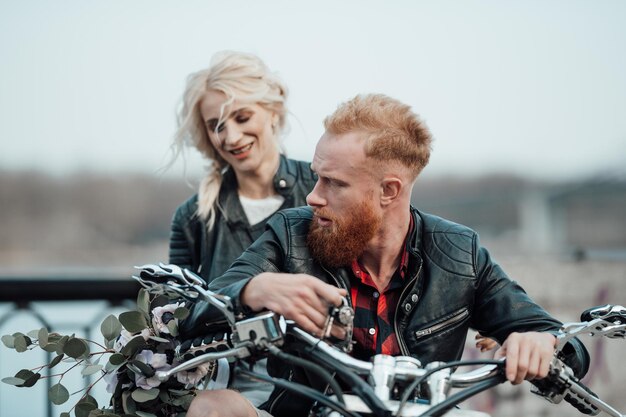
(103, 370), (118, 394)
(151, 302), (184, 335)
(113, 328), (151, 352)
(133, 350), (172, 390)
(175, 362), (212, 388)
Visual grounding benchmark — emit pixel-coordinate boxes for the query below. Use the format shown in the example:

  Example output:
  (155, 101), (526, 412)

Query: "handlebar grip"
(563, 380), (600, 415)
(178, 332), (232, 362)
(531, 358), (600, 416)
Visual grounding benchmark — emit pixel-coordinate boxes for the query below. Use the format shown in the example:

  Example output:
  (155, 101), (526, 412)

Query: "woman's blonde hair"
(172, 51), (289, 229)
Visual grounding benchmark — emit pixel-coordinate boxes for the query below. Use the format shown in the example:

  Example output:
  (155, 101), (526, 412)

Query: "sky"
(1, 0), (625, 181)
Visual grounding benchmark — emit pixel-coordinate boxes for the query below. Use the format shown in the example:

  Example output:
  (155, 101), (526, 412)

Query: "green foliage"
(75, 395), (98, 417)
(137, 288), (151, 316)
(119, 311), (149, 333)
(64, 338), (89, 359)
(1, 280), (211, 417)
(49, 382), (70, 405)
(100, 315), (122, 342)
(131, 388), (159, 403)
(174, 307), (189, 320)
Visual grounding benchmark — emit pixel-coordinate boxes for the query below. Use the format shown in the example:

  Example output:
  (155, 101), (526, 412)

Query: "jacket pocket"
(414, 307), (469, 340)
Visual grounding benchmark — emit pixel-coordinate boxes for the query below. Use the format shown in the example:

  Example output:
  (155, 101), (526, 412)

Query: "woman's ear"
(271, 113), (279, 130)
(380, 177), (403, 206)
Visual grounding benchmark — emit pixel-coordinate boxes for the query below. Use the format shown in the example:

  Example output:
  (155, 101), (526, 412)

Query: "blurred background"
(1, 1), (625, 416)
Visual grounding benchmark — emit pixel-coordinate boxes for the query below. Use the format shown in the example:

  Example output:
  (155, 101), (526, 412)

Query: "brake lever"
(556, 319), (626, 352)
(134, 263), (238, 328)
(322, 298), (354, 353)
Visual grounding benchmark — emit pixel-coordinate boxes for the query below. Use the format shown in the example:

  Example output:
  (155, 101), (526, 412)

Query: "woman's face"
(199, 89), (279, 175)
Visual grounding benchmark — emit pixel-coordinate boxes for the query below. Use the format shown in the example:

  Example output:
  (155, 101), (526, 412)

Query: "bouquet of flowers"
(1, 287), (216, 417)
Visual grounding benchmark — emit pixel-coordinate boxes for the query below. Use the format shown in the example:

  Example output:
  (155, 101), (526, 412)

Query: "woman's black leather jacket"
(168, 155), (316, 286)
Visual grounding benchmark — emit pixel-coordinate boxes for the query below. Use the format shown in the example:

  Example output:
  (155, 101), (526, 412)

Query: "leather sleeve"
(179, 212), (287, 338)
(470, 235), (590, 378)
(168, 201), (195, 272)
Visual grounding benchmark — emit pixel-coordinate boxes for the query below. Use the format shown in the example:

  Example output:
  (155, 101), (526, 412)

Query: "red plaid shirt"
(349, 217), (414, 360)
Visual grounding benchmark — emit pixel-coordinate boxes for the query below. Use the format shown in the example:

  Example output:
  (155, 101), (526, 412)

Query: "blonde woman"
(169, 51), (316, 412)
(169, 51), (315, 285)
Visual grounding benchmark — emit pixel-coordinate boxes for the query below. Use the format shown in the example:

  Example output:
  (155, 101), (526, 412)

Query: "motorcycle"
(135, 263), (626, 417)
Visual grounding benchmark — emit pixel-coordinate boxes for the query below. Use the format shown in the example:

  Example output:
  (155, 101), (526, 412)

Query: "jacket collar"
(217, 155), (294, 225)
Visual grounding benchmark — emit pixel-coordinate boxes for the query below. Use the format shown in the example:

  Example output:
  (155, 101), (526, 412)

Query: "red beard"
(307, 202), (381, 267)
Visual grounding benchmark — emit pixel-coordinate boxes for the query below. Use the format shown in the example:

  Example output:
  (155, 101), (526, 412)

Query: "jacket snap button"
(278, 179), (287, 188)
(411, 294), (418, 302)
(404, 303), (411, 312)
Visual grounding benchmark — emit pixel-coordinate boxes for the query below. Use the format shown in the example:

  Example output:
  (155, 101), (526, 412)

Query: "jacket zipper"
(394, 260), (422, 356)
(414, 308), (469, 340)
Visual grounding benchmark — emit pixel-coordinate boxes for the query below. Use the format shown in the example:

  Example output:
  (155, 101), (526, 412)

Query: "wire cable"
(397, 359), (504, 416)
(237, 368), (361, 417)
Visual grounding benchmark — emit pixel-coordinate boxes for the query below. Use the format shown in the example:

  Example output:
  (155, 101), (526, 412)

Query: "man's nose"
(306, 182), (326, 207)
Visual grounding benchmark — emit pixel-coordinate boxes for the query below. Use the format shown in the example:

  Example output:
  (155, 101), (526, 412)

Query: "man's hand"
(494, 332), (556, 384)
(241, 272), (347, 337)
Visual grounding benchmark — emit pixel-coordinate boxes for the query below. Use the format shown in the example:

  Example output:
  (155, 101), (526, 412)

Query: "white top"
(238, 194), (285, 226)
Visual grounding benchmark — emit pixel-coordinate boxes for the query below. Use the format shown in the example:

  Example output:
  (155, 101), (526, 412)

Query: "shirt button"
(373, 291), (379, 298)
(411, 294), (418, 302)
(278, 179), (287, 188)
(368, 328), (376, 335)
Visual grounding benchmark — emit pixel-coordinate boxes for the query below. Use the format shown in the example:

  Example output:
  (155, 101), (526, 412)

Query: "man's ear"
(380, 177), (403, 206)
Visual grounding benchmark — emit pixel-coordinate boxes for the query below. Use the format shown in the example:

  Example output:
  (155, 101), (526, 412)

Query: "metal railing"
(0, 274), (141, 417)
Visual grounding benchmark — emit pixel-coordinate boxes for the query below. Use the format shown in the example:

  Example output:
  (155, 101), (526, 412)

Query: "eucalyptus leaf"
(119, 311), (148, 333)
(135, 411), (158, 417)
(15, 369), (35, 381)
(38, 327), (49, 346)
(121, 390), (136, 414)
(129, 360), (155, 377)
(64, 338), (87, 358)
(49, 382), (70, 405)
(100, 315), (122, 342)
(150, 294), (170, 309)
(42, 342), (59, 353)
(174, 307), (189, 320)
(61, 413), (71, 417)
(21, 372), (41, 387)
(49, 354), (64, 369)
(75, 400), (97, 417)
(55, 335), (70, 355)
(81, 394), (99, 407)
(120, 335), (146, 357)
(13, 334), (28, 352)
(1, 334), (14, 348)
(166, 320), (179, 337)
(1, 377), (25, 386)
(109, 353), (126, 365)
(81, 364), (103, 377)
(131, 387), (159, 403)
(137, 288), (150, 316)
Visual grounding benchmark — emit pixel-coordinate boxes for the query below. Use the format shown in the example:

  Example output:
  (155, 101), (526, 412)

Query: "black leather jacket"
(202, 206), (590, 416)
(168, 155), (317, 284)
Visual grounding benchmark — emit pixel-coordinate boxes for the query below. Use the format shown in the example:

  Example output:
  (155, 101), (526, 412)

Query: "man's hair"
(324, 94), (432, 179)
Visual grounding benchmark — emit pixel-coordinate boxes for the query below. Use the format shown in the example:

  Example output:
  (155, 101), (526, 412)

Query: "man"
(185, 94), (589, 417)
